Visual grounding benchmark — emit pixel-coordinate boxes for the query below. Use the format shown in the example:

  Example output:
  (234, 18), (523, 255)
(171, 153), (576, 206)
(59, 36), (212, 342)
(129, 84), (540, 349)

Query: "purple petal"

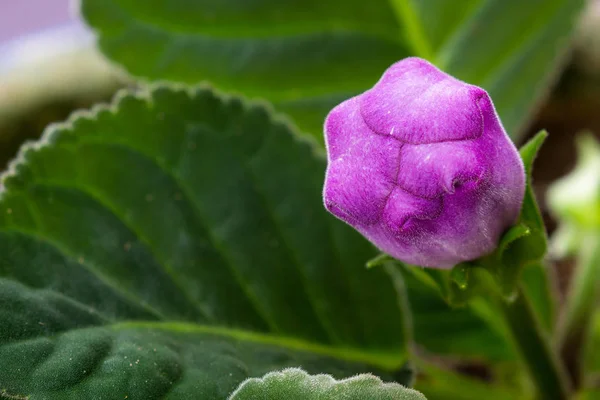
(324, 97), (402, 224)
(381, 187), (442, 234)
(360, 58), (485, 144)
(396, 140), (486, 199)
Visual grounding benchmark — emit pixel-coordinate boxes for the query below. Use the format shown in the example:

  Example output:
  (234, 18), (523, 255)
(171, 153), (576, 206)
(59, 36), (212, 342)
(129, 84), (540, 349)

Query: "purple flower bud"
(323, 58), (525, 268)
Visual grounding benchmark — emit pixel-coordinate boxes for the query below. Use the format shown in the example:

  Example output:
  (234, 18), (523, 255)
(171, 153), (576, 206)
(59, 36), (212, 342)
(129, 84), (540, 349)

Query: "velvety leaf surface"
(229, 368), (426, 399)
(0, 86), (410, 399)
(81, 0), (585, 141)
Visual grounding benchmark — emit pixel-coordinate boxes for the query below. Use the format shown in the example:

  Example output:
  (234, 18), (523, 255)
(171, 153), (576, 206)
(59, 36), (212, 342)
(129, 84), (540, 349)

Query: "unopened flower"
(323, 57), (525, 268)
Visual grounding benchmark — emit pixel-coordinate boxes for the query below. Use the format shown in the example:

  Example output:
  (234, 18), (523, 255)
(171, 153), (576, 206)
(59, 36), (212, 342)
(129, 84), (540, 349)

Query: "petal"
(359, 57), (485, 144)
(381, 187), (442, 234)
(324, 96), (362, 161)
(396, 140), (486, 198)
(324, 100), (402, 225)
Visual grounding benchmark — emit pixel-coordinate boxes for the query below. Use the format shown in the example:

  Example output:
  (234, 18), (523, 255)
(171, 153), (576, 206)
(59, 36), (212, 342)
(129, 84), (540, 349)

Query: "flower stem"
(558, 232), (600, 388)
(498, 284), (571, 400)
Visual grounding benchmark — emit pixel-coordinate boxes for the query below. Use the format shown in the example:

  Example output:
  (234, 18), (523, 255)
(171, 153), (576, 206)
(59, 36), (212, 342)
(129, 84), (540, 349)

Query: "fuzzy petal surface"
(323, 57), (525, 268)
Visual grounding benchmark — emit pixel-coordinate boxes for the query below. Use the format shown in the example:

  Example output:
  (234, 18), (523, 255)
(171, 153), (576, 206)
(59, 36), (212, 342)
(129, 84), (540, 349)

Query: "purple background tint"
(0, 0), (72, 42)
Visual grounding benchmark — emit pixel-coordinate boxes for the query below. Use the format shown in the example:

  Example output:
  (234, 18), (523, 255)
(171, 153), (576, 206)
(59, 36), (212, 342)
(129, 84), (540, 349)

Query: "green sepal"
(374, 260), (481, 308)
(368, 131), (549, 304)
(366, 253), (473, 307)
(481, 131), (548, 299)
(366, 253), (395, 269)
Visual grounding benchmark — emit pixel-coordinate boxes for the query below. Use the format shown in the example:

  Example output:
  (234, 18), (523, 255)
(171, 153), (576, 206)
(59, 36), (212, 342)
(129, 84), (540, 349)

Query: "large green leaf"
(0, 86), (411, 399)
(229, 368), (426, 399)
(81, 0), (585, 141)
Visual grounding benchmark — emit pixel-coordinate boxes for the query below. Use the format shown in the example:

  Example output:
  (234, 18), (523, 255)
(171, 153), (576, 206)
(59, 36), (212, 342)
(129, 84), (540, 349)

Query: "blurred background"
(0, 0), (125, 170)
(0, 0), (599, 291)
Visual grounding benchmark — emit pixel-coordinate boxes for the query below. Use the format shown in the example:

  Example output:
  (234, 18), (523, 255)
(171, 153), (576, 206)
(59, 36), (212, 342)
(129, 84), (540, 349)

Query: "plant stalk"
(558, 232), (600, 388)
(498, 284), (571, 400)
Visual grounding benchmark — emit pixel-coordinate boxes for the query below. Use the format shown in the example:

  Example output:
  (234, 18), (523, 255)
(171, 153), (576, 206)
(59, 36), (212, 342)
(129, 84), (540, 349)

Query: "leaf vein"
(244, 128), (343, 345)
(74, 138), (282, 334)
(0, 226), (166, 321)
(28, 176), (215, 323)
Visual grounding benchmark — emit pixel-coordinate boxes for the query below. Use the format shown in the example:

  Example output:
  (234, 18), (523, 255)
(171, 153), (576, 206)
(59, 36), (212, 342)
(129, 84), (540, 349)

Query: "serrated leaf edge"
(0, 82), (325, 201)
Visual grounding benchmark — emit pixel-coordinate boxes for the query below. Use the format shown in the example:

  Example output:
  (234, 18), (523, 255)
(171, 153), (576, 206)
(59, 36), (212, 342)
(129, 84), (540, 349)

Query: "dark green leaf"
(80, 0), (585, 141)
(229, 368), (426, 399)
(0, 86), (411, 398)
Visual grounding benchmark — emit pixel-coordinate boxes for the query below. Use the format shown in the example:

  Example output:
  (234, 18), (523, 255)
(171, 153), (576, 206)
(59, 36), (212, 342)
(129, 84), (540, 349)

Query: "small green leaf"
(0, 85), (411, 398)
(229, 368), (426, 400)
(497, 224), (531, 257)
(80, 0), (585, 141)
(366, 253), (395, 269)
(450, 264), (470, 290)
(369, 258), (474, 306)
(515, 132), (548, 255)
(511, 131), (548, 251)
(484, 131), (549, 298)
(520, 130), (549, 177)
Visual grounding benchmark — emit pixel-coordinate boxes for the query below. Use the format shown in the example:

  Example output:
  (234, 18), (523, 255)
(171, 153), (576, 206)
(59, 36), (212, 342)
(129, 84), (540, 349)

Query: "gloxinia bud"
(323, 57), (525, 268)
